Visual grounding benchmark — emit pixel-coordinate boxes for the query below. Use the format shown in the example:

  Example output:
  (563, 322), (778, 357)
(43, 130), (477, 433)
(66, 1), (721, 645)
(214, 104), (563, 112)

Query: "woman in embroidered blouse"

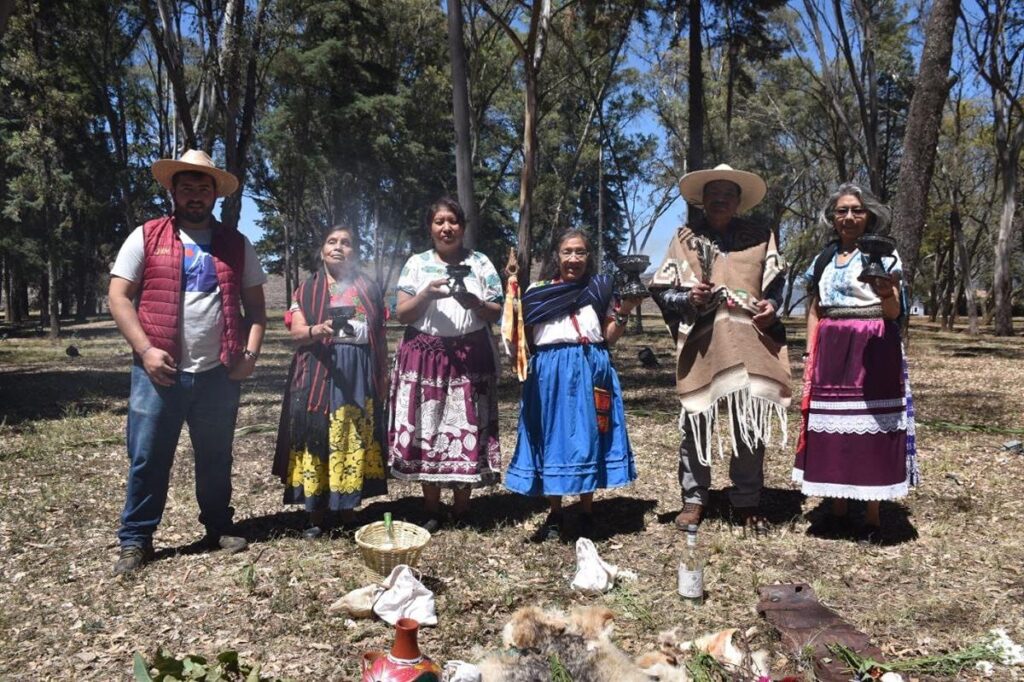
(794, 183), (917, 543)
(388, 197), (504, 532)
(272, 227), (388, 538)
(505, 229), (639, 542)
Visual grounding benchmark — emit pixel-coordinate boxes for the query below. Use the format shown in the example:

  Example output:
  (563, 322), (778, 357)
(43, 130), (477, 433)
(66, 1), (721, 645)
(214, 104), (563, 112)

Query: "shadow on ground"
(804, 498), (918, 547)
(0, 368), (130, 424)
(655, 486), (806, 529)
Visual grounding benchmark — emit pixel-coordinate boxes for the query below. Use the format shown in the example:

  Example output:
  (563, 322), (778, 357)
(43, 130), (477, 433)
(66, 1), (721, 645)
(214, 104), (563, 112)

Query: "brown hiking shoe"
(113, 546), (153, 576)
(674, 502), (704, 529)
(203, 533), (248, 554)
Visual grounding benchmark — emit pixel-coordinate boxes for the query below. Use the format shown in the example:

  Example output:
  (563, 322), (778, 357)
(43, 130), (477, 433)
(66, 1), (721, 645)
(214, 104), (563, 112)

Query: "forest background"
(0, 0), (1022, 335)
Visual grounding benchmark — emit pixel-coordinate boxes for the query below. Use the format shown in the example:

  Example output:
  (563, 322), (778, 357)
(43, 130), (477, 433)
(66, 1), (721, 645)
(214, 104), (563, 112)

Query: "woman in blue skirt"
(505, 229), (640, 541)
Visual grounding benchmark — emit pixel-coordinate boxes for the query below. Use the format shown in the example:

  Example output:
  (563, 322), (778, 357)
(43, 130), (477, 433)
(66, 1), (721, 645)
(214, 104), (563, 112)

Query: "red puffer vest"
(138, 215), (246, 368)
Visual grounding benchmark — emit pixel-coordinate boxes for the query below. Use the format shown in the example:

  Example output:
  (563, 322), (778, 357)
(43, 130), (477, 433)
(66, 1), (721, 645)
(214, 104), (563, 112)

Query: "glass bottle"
(677, 524), (704, 605)
(381, 511), (396, 550)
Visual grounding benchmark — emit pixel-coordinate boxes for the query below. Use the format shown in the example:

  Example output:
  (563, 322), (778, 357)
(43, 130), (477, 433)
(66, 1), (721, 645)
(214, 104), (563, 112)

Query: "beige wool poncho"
(650, 222), (792, 465)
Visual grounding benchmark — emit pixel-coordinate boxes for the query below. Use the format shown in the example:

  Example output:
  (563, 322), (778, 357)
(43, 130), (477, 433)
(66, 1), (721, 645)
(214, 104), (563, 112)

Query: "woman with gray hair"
(793, 183), (918, 544)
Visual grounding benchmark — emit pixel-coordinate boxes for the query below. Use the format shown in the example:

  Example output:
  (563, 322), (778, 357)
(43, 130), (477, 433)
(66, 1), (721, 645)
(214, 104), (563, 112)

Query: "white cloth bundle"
(570, 538), (636, 593)
(328, 584), (383, 619)
(372, 564), (438, 626)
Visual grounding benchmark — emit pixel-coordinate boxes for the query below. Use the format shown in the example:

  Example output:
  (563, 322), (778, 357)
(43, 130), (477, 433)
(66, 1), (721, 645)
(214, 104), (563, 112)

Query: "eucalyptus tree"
(784, 0), (915, 200)
(961, 0), (1024, 336)
(140, 0), (277, 229)
(890, 0), (959, 294)
(477, 0), (556, 280)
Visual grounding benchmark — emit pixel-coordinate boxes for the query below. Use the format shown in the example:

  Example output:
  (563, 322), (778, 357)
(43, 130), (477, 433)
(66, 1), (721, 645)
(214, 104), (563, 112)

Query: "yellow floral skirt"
(285, 398), (388, 511)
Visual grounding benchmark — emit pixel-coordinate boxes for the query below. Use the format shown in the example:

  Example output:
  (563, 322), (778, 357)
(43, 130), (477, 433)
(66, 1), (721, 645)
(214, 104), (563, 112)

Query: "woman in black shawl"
(272, 227), (388, 538)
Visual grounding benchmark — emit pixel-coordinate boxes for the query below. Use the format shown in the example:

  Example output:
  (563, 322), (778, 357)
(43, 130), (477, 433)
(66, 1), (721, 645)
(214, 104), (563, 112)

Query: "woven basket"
(354, 521), (431, 576)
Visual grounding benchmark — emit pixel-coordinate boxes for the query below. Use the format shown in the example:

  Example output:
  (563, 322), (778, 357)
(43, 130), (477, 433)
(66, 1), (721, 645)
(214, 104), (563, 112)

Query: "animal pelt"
(476, 606), (688, 682)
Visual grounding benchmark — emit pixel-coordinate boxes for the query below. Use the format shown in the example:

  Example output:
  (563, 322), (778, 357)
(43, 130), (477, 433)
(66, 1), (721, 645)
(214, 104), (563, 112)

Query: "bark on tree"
(991, 154), (1021, 335)
(953, 213), (978, 335)
(891, 0), (959, 292)
(940, 229), (955, 329)
(47, 249), (59, 340)
(1, 255), (10, 323)
(687, 0), (703, 177)
(447, 0), (480, 249)
(927, 248), (944, 322)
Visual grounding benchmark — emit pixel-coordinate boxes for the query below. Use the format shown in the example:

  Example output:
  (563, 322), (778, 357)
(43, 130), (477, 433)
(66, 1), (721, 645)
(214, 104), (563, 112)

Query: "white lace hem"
(792, 468), (909, 500)
(809, 397), (905, 410)
(807, 411), (906, 434)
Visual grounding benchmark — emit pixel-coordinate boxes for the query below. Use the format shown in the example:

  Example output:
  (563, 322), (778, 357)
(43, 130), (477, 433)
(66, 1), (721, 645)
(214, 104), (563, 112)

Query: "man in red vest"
(108, 150), (267, 575)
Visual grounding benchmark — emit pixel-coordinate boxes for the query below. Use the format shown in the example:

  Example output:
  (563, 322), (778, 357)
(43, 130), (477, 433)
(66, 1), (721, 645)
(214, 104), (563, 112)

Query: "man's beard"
(175, 203), (213, 224)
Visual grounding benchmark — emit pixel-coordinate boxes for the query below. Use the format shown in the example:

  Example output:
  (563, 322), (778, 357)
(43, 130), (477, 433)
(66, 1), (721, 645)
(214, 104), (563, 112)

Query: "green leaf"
(182, 658), (207, 678)
(132, 653), (154, 682)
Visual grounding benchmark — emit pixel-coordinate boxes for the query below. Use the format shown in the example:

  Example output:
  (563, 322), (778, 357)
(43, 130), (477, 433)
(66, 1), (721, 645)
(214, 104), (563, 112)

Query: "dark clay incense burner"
(329, 305), (356, 337)
(445, 264), (472, 296)
(616, 254), (651, 299)
(856, 234), (897, 283)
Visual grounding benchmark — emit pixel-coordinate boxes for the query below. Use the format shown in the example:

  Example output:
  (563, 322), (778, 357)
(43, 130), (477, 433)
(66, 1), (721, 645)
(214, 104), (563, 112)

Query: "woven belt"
(821, 305), (883, 319)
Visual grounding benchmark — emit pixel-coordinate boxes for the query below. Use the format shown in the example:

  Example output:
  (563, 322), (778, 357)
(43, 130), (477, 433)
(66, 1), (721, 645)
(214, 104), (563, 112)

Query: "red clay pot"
(360, 618), (441, 682)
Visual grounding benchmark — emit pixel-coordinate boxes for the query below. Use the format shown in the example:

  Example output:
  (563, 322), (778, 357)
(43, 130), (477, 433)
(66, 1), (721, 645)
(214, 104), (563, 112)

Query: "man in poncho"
(649, 164), (791, 532)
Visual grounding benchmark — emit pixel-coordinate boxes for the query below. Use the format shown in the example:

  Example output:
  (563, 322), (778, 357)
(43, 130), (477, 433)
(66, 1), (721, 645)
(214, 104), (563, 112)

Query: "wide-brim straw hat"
(152, 149), (239, 198)
(678, 163), (767, 214)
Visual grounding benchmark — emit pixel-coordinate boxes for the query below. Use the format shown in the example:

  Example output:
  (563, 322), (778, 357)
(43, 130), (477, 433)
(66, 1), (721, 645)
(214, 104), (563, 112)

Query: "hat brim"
(678, 168), (767, 214)
(152, 160), (239, 198)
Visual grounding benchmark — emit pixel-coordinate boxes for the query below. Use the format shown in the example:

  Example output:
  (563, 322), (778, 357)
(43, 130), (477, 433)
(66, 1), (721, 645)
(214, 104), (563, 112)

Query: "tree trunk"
(284, 209), (293, 307)
(940, 233), (955, 330)
(9, 260), (25, 323)
(517, 70), (538, 281)
(479, 0), (549, 282)
(687, 0), (703, 176)
(927, 248), (944, 322)
(48, 252), (60, 339)
(447, 0), (479, 249)
(1, 250), (7, 323)
(597, 144), (604, 270)
(992, 159), (1018, 335)
(142, 0), (198, 150)
(890, 0), (959, 292)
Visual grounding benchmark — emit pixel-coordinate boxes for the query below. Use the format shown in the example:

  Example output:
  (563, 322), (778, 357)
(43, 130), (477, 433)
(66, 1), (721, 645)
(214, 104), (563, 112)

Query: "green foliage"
(547, 652), (573, 682)
(132, 648), (276, 682)
(684, 649), (730, 682)
(828, 640), (999, 678)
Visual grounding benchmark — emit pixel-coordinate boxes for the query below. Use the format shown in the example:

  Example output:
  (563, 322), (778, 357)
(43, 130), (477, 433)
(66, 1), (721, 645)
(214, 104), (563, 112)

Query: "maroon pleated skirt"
(793, 317), (909, 500)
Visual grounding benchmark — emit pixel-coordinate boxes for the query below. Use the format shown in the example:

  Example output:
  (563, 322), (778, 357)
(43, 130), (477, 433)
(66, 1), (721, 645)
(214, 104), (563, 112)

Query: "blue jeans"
(118, 364), (241, 548)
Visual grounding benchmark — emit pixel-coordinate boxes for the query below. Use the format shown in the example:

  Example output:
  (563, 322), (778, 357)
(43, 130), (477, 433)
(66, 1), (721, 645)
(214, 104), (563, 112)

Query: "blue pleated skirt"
(505, 343), (637, 496)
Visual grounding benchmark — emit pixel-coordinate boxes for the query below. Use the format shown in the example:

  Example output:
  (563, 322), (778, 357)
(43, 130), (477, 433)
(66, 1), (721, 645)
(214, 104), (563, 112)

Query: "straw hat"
(152, 149), (239, 198)
(678, 163), (767, 214)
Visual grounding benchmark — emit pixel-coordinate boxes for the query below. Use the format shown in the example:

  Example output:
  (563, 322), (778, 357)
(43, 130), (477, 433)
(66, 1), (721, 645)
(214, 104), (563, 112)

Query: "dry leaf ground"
(1, 316), (1023, 680)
